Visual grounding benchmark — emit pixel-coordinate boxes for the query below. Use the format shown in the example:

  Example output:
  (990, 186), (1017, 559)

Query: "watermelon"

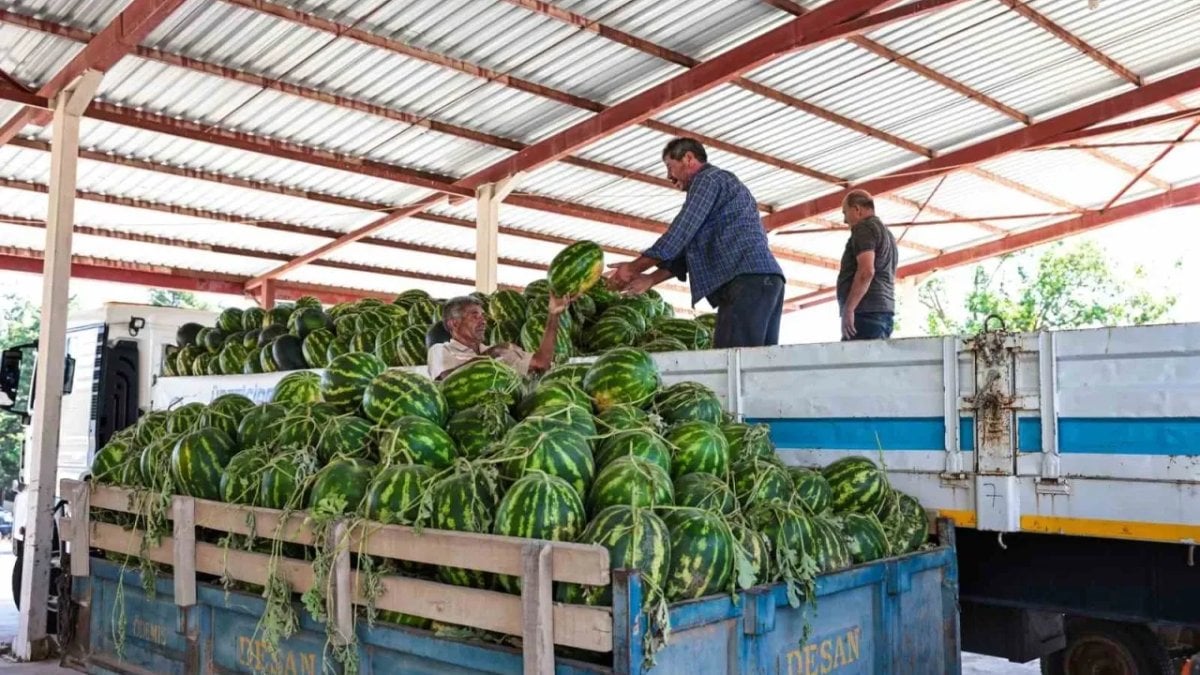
(217, 307), (244, 333)
(315, 415), (376, 463)
(326, 333), (353, 363)
(594, 429), (671, 474)
(666, 421), (729, 479)
(258, 449), (318, 510)
(811, 516), (853, 572)
(732, 457), (794, 509)
(263, 306), (291, 329)
(364, 464), (435, 525)
(91, 440), (136, 484)
(651, 318), (711, 351)
(393, 289), (431, 309)
(199, 394), (255, 439)
(747, 502), (815, 579)
(524, 279), (551, 303)
(171, 427), (237, 500)
(595, 404), (653, 433)
(272, 371), (323, 406)
(133, 411), (170, 448)
(177, 322), (204, 347)
(429, 467), (500, 588)
(587, 316), (641, 353)
(374, 325), (405, 367)
(640, 336), (688, 353)
(405, 300), (439, 330)
(258, 324), (288, 348)
(396, 326), (428, 367)
(822, 456), (891, 515)
(789, 467), (833, 516)
(243, 352), (263, 375)
(661, 508), (734, 601)
(516, 380), (591, 419)
(191, 353), (212, 376)
(378, 416), (458, 469)
(561, 506), (670, 606)
(139, 434), (179, 490)
(237, 402), (289, 449)
(547, 241), (604, 297)
(446, 399), (515, 459)
(218, 342), (249, 374)
(519, 314), (574, 362)
(602, 305), (648, 334)
(361, 369), (448, 428)
(355, 309), (390, 335)
(201, 328), (227, 355)
(167, 402), (207, 435)
(539, 363), (590, 391)
(334, 315), (358, 338)
(273, 403), (339, 450)
(569, 293), (597, 325)
(722, 422), (775, 463)
(587, 455), (673, 515)
(221, 449), (268, 505)
(488, 289), (527, 325)
(842, 513), (890, 564)
(204, 355), (222, 376)
(322, 352), (387, 413)
(440, 359), (522, 413)
(240, 329), (260, 351)
(496, 419), (594, 496)
(290, 307), (331, 340)
(881, 492), (928, 555)
(302, 329), (334, 368)
(695, 313), (717, 332)
(652, 382), (723, 426)
(242, 308), (266, 332)
(351, 331), (375, 354)
(524, 403), (597, 446)
(583, 347), (660, 410)
(495, 472), (587, 593)
(731, 522), (771, 589)
(258, 345), (278, 373)
(586, 278), (621, 312)
(673, 472), (737, 515)
(308, 457), (376, 514)
(488, 320), (523, 347)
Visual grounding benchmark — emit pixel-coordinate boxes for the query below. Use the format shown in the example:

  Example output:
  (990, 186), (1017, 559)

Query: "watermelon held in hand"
(272, 371), (324, 406)
(364, 464), (435, 525)
(583, 347), (660, 410)
(661, 508), (734, 601)
(822, 456), (891, 515)
(665, 420), (729, 479)
(308, 457), (376, 514)
(362, 369), (449, 427)
(322, 352), (387, 414)
(494, 472), (588, 593)
(377, 416), (458, 469)
(547, 241), (604, 297)
(171, 427), (237, 500)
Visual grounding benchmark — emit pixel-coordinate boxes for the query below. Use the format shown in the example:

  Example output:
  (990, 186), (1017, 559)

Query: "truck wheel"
(10, 538), (60, 633)
(1040, 619), (1172, 675)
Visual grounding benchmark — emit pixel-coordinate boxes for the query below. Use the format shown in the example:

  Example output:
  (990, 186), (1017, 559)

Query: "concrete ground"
(0, 549), (1041, 674)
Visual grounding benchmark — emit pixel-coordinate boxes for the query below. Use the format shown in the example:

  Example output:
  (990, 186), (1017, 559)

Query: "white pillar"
(15, 70), (102, 661)
(474, 174), (524, 294)
(893, 273), (928, 338)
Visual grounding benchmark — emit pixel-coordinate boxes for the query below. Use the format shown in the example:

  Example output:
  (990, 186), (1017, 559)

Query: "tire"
(11, 533), (61, 634)
(1040, 619), (1172, 675)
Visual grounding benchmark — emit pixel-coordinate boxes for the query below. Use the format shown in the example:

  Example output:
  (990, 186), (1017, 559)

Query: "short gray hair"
(442, 296), (483, 326)
(662, 137), (707, 163)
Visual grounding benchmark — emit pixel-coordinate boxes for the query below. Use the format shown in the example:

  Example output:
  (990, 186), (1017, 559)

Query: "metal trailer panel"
(77, 539), (958, 674)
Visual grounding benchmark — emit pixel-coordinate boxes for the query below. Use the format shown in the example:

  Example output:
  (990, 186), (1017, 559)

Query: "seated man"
(427, 294), (571, 380)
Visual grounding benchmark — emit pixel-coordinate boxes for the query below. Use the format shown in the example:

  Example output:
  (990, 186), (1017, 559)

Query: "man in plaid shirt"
(605, 138), (785, 348)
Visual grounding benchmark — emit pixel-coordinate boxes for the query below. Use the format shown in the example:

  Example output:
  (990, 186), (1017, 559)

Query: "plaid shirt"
(645, 164), (783, 306)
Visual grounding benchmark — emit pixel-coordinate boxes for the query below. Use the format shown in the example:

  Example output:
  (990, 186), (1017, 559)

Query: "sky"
(1, 203), (1196, 344)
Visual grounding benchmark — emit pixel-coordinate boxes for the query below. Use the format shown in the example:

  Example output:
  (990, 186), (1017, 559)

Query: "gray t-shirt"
(836, 215), (897, 313)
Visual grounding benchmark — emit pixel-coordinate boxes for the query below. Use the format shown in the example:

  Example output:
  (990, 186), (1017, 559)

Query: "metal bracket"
(1038, 331), (1061, 480)
(726, 349), (743, 422)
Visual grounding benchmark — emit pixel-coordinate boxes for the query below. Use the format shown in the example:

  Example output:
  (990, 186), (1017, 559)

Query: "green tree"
(149, 288), (212, 310)
(0, 294), (42, 494)
(919, 241), (1178, 335)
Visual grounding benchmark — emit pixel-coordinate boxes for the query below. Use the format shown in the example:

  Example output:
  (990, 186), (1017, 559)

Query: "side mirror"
(0, 343), (75, 415)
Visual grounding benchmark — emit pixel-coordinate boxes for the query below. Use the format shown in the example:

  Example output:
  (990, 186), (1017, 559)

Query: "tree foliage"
(919, 241), (1177, 335)
(0, 294), (42, 495)
(149, 288), (212, 310)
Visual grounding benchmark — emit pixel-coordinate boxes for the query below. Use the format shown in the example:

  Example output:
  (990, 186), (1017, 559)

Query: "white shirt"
(427, 339), (534, 380)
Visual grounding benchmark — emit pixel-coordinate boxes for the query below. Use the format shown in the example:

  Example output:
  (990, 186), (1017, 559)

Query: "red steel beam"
(1039, 107), (1200, 146)
(1102, 118), (1200, 210)
(763, 64), (1200, 230)
(462, 0), (958, 188)
(999, 0), (1141, 86)
(0, 0), (187, 145)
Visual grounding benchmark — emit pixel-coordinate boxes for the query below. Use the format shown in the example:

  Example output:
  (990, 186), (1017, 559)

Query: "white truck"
(3, 303), (1198, 672)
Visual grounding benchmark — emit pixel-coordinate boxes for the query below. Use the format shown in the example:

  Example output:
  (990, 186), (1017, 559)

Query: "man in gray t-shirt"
(836, 189), (897, 340)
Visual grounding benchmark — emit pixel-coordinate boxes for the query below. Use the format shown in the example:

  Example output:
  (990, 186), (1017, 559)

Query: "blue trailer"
(65, 512), (960, 675)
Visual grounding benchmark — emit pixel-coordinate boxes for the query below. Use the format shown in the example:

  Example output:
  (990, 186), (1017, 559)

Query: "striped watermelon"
(586, 278), (621, 312)
(167, 402), (207, 435)
(673, 472), (737, 515)
(325, 332), (353, 364)
(587, 456), (673, 515)
(334, 315), (358, 338)
(189, 352), (210, 376)
(355, 309), (390, 335)
(374, 325), (406, 367)
(446, 399), (515, 460)
(290, 307), (333, 340)
(602, 305), (648, 334)
(661, 508), (734, 601)
(583, 347), (660, 410)
(652, 381), (723, 425)
(560, 506), (670, 606)
(594, 429), (671, 474)
(237, 403), (289, 450)
(495, 472), (588, 593)
(351, 331), (375, 354)
(204, 354), (222, 376)
(218, 342), (249, 375)
(241, 329), (261, 351)
(199, 394), (255, 439)
(308, 458), (376, 514)
(221, 449), (268, 505)
(404, 299), (440, 330)
(393, 289), (432, 309)
(842, 513), (890, 564)
(524, 279), (551, 303)
(488, 289), (527, 326)
(519, 314), (574, 362)
(722, 422), (775, 463)
(881, 492), (928, 555)
(133, 411), (170, 448)
(258, 449), (318, 510)
(293, 295), (322, 311)
(587, 316), (641, 353)
(276, 403), (340, 450)
(440, 359), (522, 413)
(321, 352), (387, 413)
(362, 369), (449, 427)
(272, 371), (324, 406)
(171, 427), (237, 500)
(666, 421), (729, 479)
(547, 241), (604, 297)
(364, 464), (435, 525)
(315, 415), (376, 463)
(651, 318), (712, 351)
(302, 329), (334, 368)
(91, 439), (136, 485)
(258, 345), (278, 373)
(732, 457), (794, 509)
(488, 320), (523, 347)
(396, 325), (428, 367)
(516, 380), (591, 419)
(429, 467), (500, 588)
(640, 336), (688, 353)
(525, 403), (597, 446)
(748, 502), (815, 579)
(242, 352), (263, 375)
(538, 363), (591, 391)
(731, 522), (772, 588)
(811, 516), (853, 572)
(378, 416), (458, 469)
(242, 307), (266, 332)
(822, 456), (891, 515)
(595, 404), (653, 433)
(263, 306), (291, 329)
(139, 434), (179, 490)
(788, 468), (833, 515)
(496, 418), (594, 496)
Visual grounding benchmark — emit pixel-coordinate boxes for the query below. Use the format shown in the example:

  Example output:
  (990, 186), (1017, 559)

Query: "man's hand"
(622, 274), (657, 296)
(604, 262), (638, 290)
(841, 312), (856, 340)
(547, 292), (575, 316)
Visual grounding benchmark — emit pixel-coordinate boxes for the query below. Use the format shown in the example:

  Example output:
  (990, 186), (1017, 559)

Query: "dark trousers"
(712, 274), (785, 349)
(847, 311), (894, 340)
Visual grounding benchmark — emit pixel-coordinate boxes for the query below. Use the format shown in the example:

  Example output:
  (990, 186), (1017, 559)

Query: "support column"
(261, 278), (276, 310)
(16, 70), (102, 661)
(474, 174), (524, 293)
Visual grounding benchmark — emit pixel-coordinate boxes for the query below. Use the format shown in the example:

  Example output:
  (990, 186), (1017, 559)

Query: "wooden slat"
(172, 497), (196, 607)
(68, 483), (89, 576)
(90, 521), (173, 565)
(192, 500), (316, 546)
(330, 521), (353, 646)
(522, 543), (554, 675)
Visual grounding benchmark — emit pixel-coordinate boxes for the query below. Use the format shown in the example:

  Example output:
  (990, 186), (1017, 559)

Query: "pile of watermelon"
(94, 336), (932, 649)
(160, 241), (718, 378)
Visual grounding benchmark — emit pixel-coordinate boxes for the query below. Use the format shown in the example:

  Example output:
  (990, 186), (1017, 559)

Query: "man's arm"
(841, 250), (875, 339)
(608, 173), (717, 287)
(625, 267), (677, 295)
(529, 296), (572, 373)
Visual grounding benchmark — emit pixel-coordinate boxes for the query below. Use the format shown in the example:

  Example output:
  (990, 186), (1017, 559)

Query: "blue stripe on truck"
(749, 417), (1200, 456)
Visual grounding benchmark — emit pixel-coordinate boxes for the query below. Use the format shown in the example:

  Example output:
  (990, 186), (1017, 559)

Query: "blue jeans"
(712, 274), (785, 349)
(847, 311), (894, 340)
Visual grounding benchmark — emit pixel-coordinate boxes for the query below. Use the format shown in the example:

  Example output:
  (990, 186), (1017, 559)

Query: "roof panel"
(977, 148), (1150, 210)
(0, 23), (80, 88)
(1033, 0), (1200, 79)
